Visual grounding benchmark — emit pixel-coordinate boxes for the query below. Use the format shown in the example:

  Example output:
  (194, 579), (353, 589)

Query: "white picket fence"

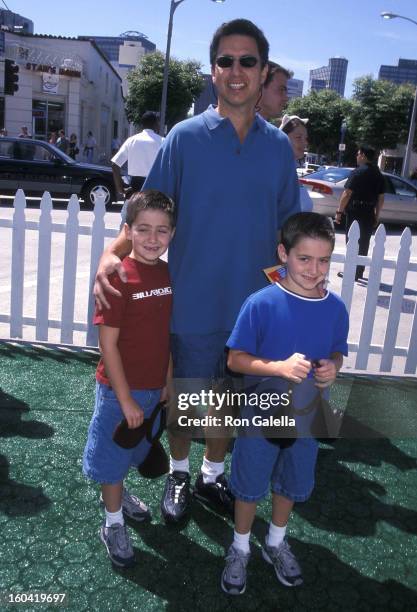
(0, 190), (416, 375)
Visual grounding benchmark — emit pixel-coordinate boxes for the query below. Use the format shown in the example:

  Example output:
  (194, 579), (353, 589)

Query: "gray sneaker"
(100, 522), (135, 568)
(262, 538), (303, 587)
(99, 488), (151, 523)
(221, 544), (250, 595)
(121, 488), (151, 522)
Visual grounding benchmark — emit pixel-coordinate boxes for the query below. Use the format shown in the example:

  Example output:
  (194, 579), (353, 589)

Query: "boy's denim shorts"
(83, 382), (161, 484)
(230, 435), (319, 503)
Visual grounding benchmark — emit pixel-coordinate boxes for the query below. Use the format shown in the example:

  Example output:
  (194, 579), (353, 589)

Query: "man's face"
(259, 72), (289, 120)
(211, 34), (267, 115)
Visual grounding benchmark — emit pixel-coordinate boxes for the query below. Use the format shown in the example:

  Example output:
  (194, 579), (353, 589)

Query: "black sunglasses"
(215, 55), (259, 69)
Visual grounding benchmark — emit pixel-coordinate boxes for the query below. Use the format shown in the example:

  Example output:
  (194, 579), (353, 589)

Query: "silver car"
(300, 167), (417, 226)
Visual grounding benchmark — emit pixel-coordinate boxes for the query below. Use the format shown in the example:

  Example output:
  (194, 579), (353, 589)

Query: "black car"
(0, 137), (117, 206)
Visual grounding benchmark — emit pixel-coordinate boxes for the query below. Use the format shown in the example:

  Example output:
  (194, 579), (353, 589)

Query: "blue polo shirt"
(144, 105), (300, 335)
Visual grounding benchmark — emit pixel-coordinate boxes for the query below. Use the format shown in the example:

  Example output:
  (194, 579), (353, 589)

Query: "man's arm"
(99, 325), (144, 429)
(111, 163), (126, 199)
(228, 349), (312, 384)
(94, 228), (132, 309)
(375, 193), (384, 225)
(335, 188), (352, 224)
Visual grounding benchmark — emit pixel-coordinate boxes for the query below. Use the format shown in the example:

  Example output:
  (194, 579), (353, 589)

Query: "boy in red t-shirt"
(83, 190), (175, 567)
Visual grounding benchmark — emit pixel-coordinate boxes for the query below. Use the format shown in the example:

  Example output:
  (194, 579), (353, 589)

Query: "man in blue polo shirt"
(94, 18), (300, 524)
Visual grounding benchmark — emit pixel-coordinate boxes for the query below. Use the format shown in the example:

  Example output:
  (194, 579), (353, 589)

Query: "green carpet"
(1, 342), (417, 612)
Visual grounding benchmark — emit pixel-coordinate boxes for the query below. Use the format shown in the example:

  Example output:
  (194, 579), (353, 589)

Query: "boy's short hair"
(280, 212), (335, 253)
(209, 19), (269, 68)
(125, 190), (176, 228)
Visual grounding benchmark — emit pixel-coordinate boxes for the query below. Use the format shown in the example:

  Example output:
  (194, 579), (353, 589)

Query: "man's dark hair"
(209, 19), (269, 68)
(280, 212), (335, 253)
(358, 144), (376, 163)
(141, 111), (159, 131)
(264, 61), (292, 88)
(125, 189), (176, 228)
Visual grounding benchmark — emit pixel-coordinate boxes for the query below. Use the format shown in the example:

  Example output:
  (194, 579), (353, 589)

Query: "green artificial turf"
(0, 342), (417, 611)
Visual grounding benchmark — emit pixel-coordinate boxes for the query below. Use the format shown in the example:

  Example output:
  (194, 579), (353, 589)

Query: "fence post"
(10, 190), (26, 338)
(61, 195), (80, 344)
(86, 195), (106, 346)
(340, 221), (359, 313)
(380, 227), (412, 372)
(355, 224), (386, 370)
(36, 192), (53, 341)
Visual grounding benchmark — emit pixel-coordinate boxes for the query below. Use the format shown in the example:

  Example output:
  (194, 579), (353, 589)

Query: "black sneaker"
(193, 473), (235, 518)
(160, 470), (191, 523)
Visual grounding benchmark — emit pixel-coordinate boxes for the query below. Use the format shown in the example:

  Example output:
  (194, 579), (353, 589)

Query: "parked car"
(0, 137), (117, 206)
(296, 163), (322, 178)
(299, 166), (417, 226)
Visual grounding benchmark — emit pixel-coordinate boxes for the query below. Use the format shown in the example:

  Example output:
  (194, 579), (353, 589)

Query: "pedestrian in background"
(18, 126), (31, 138)
(0, 128), (7, 137)
(280, 114), (313, 211)
(49, 132), (57, 145)
(335, 144), (385, 281)
(56, 129), (69, 154)
(258, 61), (290, 121)
(111, 111), (163, 199)
(68, 133), (79, 160)
(84, 131), (97, 163)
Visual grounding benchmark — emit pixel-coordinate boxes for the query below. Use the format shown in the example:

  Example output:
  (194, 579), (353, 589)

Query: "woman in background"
(280, 115), (313, 212)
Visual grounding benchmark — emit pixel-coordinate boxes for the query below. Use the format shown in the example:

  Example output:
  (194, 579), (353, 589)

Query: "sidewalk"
(1, 342), (417, 611)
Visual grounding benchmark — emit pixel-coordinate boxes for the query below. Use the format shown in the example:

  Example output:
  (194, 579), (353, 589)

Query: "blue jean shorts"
(82, 382), (161, 484)
(230, 435), (319, 503)
(171, 331), (231, 379)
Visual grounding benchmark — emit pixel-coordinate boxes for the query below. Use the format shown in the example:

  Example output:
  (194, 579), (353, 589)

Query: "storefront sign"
(42, 72), (59, 94)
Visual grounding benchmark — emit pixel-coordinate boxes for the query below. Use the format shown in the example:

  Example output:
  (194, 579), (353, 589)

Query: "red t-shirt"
(94, 257), (172, 389)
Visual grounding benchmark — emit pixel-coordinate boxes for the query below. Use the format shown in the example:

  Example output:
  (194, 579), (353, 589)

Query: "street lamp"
(159, 0), (225, 136)
(380, 11), (417, 177)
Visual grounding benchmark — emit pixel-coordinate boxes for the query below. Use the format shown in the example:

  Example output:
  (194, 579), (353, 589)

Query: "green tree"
(126, 51), (205, 130)
(284, 90), (354, 163)
(349, 76), (415, 152)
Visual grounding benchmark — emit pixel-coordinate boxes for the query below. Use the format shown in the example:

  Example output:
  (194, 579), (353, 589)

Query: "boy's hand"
(313, 358), (337, 388)
(279, 353), (311, 383)
(94, 254), (126, 310)
(121, 397), (144, 429)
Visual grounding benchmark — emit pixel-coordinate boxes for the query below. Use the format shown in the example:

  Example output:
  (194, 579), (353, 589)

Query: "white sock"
(201, 457), (224, 484)
(267, 522), (286, 548)
(105, 507), (124, 528)
(233, 529), (250, 554)
(170, 456), (189, 474)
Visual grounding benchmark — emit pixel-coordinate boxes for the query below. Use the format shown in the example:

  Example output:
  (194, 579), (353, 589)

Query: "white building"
(1, 31), (129, 162)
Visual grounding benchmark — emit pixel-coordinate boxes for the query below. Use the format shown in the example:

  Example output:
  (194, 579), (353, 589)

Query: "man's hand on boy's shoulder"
(94, 253), (127, 310)
(121, 397), (144, 429)
(313, 358), (339, 389)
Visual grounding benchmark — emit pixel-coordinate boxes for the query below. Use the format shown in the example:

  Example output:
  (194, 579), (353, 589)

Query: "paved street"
(0, 203), (416, 375)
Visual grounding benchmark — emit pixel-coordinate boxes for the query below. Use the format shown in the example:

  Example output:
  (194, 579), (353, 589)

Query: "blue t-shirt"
(227, 283), (349, 405)
(143, 105), (300, 335)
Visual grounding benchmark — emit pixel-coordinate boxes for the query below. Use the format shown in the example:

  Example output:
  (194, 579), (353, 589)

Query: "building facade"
(309, 57), (348, 96)
(1, 31), (129, 162)
(378, 58), (417, 86)
(287, 78), (303, 99)
(79, 32), (156, 97)
(0, 8), (33, 34)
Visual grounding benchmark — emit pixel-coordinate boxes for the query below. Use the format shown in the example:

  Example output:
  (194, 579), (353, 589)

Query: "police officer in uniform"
(335, 145), (385, 281)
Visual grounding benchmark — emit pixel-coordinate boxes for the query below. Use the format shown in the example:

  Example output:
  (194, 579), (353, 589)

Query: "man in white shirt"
(111, 111), (163, 199)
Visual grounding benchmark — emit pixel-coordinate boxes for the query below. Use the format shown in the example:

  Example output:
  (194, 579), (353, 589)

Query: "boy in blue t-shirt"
(221, 212), (349, 595)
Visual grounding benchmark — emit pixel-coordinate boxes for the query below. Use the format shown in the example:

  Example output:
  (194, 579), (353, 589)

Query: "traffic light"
(4, 59), (19, 95)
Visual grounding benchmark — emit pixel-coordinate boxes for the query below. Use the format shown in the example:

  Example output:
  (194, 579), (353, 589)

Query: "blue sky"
(11, 0), (417, 96)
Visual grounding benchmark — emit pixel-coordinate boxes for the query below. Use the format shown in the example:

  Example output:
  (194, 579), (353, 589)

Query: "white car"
(300, 167), (417, 226)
